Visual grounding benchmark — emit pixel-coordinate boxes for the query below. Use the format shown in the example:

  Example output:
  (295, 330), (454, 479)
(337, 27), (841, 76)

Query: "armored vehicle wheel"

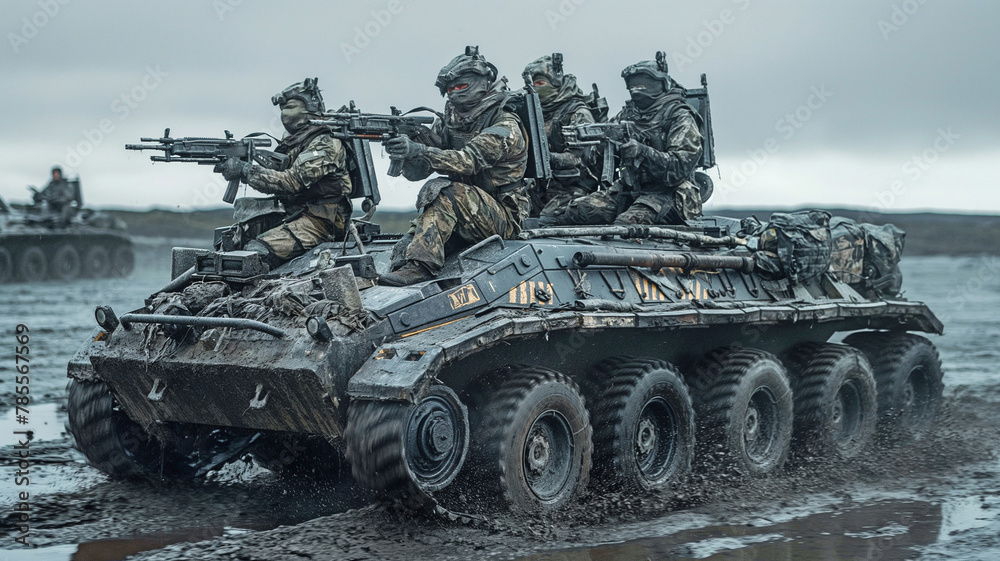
(786, 343), (877, 460)
(0, 247), (12, 283)
(468, 366), (592, 512)
(587, 357), (695, 492)
(67, 379), (192, 480)
(17, 245), (47, 281)
(843, 332), (944, 439)
(82, 245), (111, 278)
(50, 244), (81, 281)
(691, 348), (793, 477)
(345, 385), (469, 500)
(111, 244), (135, 278)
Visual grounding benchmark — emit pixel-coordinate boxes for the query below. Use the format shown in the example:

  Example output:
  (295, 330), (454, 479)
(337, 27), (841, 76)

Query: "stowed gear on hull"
(66, 208), (944, 514)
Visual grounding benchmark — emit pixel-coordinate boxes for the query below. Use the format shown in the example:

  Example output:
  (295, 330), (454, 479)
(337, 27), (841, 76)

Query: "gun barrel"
(125, 143), (165, 151)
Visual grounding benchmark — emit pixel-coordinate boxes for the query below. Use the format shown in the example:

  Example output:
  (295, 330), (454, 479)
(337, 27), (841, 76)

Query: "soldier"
(33, 166), (77, 225)
(215, 78), (353, 268)
(379, 47), (529, 286)
(566, 55), (704, 226)
(522, 54), (602, 226)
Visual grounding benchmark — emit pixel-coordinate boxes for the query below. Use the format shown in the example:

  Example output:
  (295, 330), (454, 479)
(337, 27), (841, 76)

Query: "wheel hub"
(526, 433), (551, 473)
(636, 418), (656, 456)
(403, 388), (469, 491)
(744, 405), (760, 442)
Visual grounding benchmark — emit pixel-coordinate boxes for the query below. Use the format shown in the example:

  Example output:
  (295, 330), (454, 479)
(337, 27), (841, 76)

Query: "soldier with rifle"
(562, 53), (704, 226)
(32, 166), (78, 225)
(522, 53), (606, 226)
(212, 78), (354, 267)
(379, 46), (529, 287)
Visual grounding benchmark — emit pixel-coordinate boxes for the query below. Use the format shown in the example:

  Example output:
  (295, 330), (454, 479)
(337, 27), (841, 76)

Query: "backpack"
(753, 210), (832, 285)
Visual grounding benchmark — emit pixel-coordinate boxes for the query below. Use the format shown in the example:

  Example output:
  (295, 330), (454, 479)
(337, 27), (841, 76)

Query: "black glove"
(213, 158), (249, 181)
(549, 151), (581, 170)
(619, 139), (647, 161)
(385, 136), (427, 160)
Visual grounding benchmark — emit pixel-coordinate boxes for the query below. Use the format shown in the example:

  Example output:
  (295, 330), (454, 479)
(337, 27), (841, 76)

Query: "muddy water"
(1, 252), (998, 560)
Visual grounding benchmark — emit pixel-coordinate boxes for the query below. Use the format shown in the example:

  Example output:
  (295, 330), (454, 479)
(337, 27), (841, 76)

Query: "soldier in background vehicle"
(215, 78), (353, 268)
(380, 47), (529, 286)
(523, 54), (603, 226)
(563, 56), (704, 226)
(33, 166), (78, 225)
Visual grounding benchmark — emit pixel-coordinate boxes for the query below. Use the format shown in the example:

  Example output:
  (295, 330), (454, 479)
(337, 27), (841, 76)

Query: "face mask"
(533, 77), (559, 104)
(280, 100), (310, 133)
(447, 75), (490, 112)
(626, 76), (665, 111)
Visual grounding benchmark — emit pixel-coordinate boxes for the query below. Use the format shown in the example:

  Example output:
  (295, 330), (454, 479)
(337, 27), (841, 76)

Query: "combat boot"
(379, 260), (435, 286)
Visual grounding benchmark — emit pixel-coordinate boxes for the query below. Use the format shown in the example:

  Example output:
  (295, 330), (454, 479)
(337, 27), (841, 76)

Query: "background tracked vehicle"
(1, 180), (134, 283)
(65, 210), (945, 513)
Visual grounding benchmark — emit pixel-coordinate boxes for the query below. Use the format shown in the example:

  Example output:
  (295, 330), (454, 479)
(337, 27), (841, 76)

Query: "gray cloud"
(1, 0), (997, 212)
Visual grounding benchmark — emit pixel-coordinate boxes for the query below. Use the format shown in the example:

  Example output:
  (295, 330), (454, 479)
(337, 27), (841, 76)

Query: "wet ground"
(1, 248), (998, 560)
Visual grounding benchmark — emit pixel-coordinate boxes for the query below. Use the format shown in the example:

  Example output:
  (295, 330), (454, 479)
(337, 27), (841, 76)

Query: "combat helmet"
(524, 53), (565, 87)
(620, 51), (672, 90)
(271, 77), (325, 114)
(435, 46), (498, 96)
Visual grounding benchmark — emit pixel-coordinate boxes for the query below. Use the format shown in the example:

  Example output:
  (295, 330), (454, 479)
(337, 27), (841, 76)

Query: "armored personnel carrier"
(65, 207), (944, 512)
(0, 180), (134, 282)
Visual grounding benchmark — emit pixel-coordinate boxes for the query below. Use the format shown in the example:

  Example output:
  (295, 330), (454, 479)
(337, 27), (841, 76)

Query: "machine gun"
(562, 121), (640, 190)
(126, 129), (289, 204)
(310, 102), (435, 177)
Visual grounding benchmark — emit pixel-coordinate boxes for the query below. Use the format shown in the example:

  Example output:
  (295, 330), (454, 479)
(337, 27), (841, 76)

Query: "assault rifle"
(562, 121), (639, 189)
(310, 102), (435, 177)
(126, 129), (289, 204)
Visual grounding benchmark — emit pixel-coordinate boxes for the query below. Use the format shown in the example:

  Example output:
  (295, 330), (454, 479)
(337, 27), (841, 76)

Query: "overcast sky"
(1, 0), (997, 215)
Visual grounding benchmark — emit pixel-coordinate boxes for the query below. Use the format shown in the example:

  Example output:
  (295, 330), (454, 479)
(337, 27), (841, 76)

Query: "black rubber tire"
(345, 385), (469, 501)
(66, 379), (170, 480)
(843, 331), (944, 439)
(49, 243), (81, 281)
(82, 245), (111, 278)
(690, 348), (794, 477)
(467, 366), (592, 512)
(586, 356), (695, 492)
(785, 343), (878, 460)
(0, 247), (12, 283)
(111, 244), (135, 278)
(17, 245), (47, 281)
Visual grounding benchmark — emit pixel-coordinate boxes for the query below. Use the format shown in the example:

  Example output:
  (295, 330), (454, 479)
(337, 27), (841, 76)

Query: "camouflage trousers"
(406, 182), (522, 272)
(543, 180), (702, 226)
(537, 184), (597, 226)
(257, 201), (351, 262)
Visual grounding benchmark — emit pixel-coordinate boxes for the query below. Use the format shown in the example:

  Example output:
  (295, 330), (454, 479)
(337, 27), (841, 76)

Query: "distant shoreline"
(97, 207), (999, 256)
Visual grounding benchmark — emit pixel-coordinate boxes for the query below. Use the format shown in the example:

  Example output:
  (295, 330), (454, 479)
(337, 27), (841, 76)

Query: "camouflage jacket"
(402, 96), (528, 198)
(245, 127), (352, 223)
(616, 93), (702, 192)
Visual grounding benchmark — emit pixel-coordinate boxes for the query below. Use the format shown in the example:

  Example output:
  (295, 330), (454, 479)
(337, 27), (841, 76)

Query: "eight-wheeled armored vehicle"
(66, 210), (944, 512)
(1, 180), (134, 283)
